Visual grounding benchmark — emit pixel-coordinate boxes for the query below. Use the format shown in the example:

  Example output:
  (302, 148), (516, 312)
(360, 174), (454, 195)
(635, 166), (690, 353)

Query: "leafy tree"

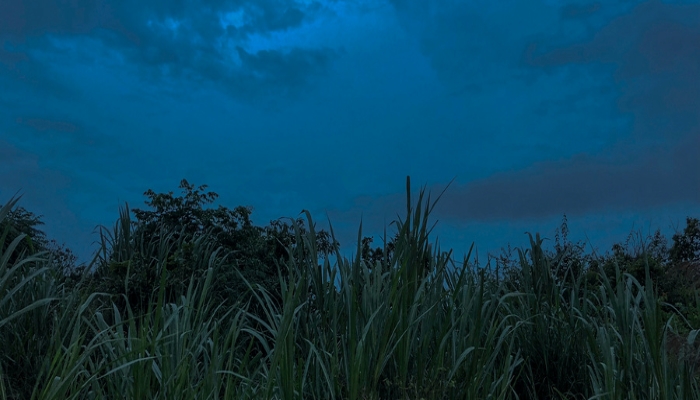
(588, 218), (700, 328)
(0, 200), (78, 277)
(0, 203), (47, 263)
(596, 228), (668, 296)
(670, 217), (700, 263)
(132, 180), (253, 246)
(661, 217), (700, 325)
(92, 179), (340, 318)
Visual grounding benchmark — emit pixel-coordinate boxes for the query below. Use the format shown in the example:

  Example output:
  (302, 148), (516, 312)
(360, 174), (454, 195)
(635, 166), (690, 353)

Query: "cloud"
(560, 2), (602, 19)
(10, 114), (122, 159)
(0, 0), (338, 101)
(232, 45), (334, 95)
(0, 0), (110, 38)
(331, 127), (699, 229)
(0, 140), (96, 262)
(388, 0), (564, 94)
(494, 0), (700, 221)
(16, 116), (79, 133)
(523, 0), (700, 141)
(0, 41), (81, 100)
(333, 125), (698, 228)
(434, 133), (700, 222)
(366, 0), (700, 224)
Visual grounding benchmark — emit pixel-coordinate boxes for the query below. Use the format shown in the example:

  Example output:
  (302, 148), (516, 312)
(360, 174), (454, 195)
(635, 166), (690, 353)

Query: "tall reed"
(1, 178), (699, 399)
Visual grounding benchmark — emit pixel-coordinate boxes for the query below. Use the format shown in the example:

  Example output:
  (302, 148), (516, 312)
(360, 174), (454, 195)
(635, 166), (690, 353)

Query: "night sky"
(1, 0), (699, 266)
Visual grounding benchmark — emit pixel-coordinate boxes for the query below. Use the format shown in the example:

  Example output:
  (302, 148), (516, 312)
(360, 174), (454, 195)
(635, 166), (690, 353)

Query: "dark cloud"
(388, 0), (562, 94)
(0, 0), (313, 40)
(560, 2), (602, 19)
(234, 46), (334, 91)
(0, 140), (95, 261)
(523, 0), (700, 143)
(11, 114), (121, 154)
(0, 0), (112, 38)
(388, 0), (487, 91)
(340, 131), (699, 226)
(380, 0), (699, 223)
(433, 133), (700, 222)
(16, 116), (79, 132)
(0, 39), (81, 100)
(0, 140), (70, 198)
(244, 3), (308, 32)
(0, 0), (336, 101)
(411, 0), (700, 222)
(524, 1), (700, 74)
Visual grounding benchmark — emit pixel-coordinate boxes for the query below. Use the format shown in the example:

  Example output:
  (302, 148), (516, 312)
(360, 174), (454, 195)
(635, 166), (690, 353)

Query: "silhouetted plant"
(671, 217), (700, 263)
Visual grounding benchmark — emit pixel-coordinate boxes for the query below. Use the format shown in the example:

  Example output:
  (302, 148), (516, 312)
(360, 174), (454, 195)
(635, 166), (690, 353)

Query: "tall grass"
(248, 177), (521, 399)
(1, 179), (699, 399)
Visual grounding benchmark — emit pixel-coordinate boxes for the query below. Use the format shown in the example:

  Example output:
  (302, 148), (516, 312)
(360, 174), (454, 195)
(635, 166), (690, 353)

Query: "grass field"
(1, 181), (699, 399)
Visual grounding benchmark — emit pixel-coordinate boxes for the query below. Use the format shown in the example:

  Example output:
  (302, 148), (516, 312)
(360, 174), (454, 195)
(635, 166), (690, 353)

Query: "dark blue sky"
(1, 0), (699, 265)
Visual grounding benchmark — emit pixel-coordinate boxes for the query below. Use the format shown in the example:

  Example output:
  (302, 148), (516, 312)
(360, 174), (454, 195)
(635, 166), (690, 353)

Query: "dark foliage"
(89, 179), (341, 320)
(0, 201), (79, 279)
(671, 217), (700, 263)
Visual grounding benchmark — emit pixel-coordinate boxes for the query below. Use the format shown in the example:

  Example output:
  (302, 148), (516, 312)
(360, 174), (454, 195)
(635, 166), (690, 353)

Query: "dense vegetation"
(1, 177), (699, 399)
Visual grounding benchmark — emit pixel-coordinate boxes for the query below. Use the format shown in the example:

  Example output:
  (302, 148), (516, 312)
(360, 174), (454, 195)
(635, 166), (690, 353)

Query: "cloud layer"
(1, 0), (698, 263)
